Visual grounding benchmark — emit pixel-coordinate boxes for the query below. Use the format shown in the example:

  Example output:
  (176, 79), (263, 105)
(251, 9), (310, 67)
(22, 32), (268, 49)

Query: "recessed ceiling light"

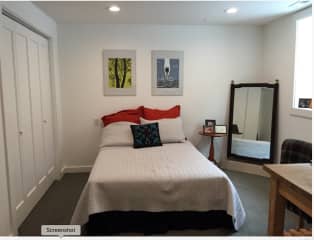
(108, 5), (120, 12)
(225, 7), (238, 14)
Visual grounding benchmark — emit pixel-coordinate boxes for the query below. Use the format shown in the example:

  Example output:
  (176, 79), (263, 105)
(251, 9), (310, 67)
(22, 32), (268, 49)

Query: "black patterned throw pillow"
(130, 123), (162, 148)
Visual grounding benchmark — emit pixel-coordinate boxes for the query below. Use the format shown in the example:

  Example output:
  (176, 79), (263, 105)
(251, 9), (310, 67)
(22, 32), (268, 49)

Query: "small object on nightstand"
(199, 131), (227, 164)
(215, 125), (227, 134)
(203, 125), (214, 134)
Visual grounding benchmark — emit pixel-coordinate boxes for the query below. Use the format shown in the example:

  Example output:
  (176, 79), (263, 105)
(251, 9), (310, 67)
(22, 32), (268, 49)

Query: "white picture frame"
(151, 50), (184, 96)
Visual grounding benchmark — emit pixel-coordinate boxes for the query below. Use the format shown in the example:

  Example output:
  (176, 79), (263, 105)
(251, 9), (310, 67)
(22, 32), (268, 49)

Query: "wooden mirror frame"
(227, 81), (279, 164)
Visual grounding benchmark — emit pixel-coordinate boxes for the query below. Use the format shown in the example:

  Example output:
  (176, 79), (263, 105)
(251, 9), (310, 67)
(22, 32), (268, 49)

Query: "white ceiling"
(34, 1), (312, 25)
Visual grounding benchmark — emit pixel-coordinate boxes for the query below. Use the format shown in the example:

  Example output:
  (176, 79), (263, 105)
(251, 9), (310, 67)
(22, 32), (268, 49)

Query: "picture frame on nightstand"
(203, 119), (216, 134)
(205, 119), (216, 128)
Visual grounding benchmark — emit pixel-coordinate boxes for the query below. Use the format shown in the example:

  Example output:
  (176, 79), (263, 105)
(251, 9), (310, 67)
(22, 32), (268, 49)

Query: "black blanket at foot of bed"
(84, 210), (235, 235)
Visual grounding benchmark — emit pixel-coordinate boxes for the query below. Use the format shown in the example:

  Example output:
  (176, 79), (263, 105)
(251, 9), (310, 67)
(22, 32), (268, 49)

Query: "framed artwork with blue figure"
(151, 50), (184, 96)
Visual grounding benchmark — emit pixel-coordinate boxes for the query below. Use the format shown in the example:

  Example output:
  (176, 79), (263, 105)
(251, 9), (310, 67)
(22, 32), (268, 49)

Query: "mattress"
(232, 137), (270, 159)
(71, 141), (246, 230)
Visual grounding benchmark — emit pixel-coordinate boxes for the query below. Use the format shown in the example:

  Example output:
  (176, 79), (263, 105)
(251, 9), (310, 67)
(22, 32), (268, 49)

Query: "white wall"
(58, 24), (263, 167)
(0, 2), (61, 235)
(262, 7), (312, 162)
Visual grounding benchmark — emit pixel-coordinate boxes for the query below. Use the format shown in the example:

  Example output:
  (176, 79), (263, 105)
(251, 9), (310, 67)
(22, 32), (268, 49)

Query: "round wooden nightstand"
(199, 131), (227, 164)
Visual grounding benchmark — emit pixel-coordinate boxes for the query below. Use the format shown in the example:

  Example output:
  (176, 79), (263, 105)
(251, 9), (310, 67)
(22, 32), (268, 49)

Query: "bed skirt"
(84, 210), (235, 235)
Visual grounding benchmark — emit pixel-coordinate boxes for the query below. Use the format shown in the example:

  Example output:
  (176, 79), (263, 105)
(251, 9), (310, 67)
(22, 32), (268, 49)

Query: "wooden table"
(199, 131), (227, 164)
(263, 164), (312, 236)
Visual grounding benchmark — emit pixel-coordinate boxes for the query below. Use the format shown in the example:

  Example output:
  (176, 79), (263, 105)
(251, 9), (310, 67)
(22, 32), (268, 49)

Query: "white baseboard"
(61, 165), (92, 174)
(220, 160), (269, 177)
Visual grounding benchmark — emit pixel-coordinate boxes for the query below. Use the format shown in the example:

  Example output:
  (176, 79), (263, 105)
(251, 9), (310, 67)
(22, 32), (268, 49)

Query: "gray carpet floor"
(19, 170), (302, 236)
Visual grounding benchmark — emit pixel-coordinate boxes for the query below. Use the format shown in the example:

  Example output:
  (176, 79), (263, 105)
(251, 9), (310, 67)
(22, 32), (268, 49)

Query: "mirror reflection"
(231, 87), (274, 160)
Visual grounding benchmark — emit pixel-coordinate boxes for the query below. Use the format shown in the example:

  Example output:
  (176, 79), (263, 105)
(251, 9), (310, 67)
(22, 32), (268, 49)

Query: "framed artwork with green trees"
(103, 50), (136, 95)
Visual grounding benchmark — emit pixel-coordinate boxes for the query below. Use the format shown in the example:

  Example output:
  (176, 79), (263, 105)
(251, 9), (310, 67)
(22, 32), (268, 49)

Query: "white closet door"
(39, 43), (55, 175)
(14, 33), (36, 197)
(28, 39), (46, 183)
(1, 26), (24, 216)
(1, 15), (56, 227)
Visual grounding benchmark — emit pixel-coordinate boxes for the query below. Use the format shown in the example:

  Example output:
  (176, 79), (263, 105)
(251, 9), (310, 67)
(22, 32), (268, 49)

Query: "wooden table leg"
(268, 177), (286, 236)
(209, 136), (215, 162)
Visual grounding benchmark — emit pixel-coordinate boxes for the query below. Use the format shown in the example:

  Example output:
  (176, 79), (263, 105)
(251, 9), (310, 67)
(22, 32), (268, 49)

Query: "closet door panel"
(14, 33), (36, 196)
(1, 27), (24, 210)
(28, 39), (46, 182)
(39, 44), (55, 174)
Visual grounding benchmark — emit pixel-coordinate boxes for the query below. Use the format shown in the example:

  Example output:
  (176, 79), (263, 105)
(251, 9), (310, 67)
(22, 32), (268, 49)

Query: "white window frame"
(291, 9), (312, 119)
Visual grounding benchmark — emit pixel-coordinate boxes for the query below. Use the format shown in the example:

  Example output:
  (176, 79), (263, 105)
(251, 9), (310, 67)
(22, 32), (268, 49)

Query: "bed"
(231, 137), (270, 159)
(71, 141), (245, 234)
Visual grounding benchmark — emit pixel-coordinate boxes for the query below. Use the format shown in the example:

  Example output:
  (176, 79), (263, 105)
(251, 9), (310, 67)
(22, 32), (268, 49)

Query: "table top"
(198, 131), (227, 137)
(263, 163), (312, 196)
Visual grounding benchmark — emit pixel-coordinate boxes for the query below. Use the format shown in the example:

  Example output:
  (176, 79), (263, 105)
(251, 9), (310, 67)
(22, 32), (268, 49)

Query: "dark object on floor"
(85, 210), (234, 235)
(280, 138), (312, 226)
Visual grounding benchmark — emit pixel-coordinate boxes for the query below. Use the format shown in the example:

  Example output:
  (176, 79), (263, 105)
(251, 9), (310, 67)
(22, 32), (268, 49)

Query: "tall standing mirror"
(227, 82), (279, 164)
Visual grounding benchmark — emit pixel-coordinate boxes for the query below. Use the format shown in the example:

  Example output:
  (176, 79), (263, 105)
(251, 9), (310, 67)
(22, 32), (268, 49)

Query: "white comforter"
(232, 137), (270, 159)
(71, 141), (246, 230)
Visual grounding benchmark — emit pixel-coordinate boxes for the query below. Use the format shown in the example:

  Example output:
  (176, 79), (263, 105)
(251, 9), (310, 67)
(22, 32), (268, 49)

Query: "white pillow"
(99, 121), (136, 147)
(140, 117), (185, 143)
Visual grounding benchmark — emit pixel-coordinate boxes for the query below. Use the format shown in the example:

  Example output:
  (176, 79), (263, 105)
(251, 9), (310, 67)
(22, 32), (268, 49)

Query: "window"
(293, 15), (312, 112)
